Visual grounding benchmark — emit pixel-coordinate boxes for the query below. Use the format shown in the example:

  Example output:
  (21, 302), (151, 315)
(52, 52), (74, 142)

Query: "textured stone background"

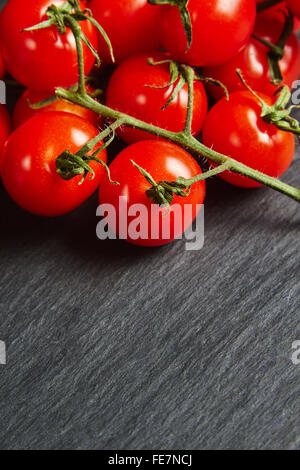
(0, 0), (299, 450)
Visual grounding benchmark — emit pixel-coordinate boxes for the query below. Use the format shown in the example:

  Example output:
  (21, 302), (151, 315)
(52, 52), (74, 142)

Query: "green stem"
(252, 35), (283, 58)
(178, 162), (232, 186)
(182, 65), (194, 135)
(55, 88), (300, 203)
(64, 15), (86, 95)
(252, 11), (294, 85)
(76, 119), (124, 157)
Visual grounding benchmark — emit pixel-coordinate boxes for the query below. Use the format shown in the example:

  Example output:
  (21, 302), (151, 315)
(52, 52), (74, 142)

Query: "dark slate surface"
(0, 0), (299, 451)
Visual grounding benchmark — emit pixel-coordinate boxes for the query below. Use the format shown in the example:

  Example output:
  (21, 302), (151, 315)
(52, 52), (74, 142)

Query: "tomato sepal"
(56, 121), (122, 184)
(148, 0), (192, 50)
(237, 69), (300, 139)
(131, 159), (232, 208)
(22, 0), (114, 66)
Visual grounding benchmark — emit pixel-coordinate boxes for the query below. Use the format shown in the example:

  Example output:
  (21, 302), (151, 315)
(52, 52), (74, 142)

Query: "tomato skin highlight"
(157, 0), (256, 67)
(13, 87), (103, 129)
(0, 0), (97, 91)
(1, 112), (107, 216)
(203, 16), (300, 100)
(202, 91), (295, 188)
(99, 140), (205, 247)
(88, 0), (160, 64)
(105, 52), (208, 144)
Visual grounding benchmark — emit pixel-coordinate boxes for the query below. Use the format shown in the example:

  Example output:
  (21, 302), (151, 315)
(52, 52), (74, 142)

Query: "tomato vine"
(29, 0), (300, 204)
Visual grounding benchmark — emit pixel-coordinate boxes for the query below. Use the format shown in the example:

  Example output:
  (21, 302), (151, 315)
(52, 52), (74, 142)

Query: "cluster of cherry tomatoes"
(0, 0), (299, 246)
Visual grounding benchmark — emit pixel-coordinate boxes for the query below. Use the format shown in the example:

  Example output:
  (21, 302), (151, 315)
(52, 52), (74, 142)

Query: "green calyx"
(237, 69), (300, 138)
(130, 160), (191, 207)
(56, 150), (95, 181)
(261, 87), (300, 138)
(22, 0), (115, 65)
(56, 129), (118, 185)
(146, 58), (229, 110)
(131, 160), (232, 207)
(146, 58), (190, 110)
(148, 0), (192, 50)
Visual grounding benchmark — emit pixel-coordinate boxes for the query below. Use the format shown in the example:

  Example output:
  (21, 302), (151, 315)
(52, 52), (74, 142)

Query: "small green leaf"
(273, 85), (291, 109)
(145, 59), (180, 90)
(21, 18), (54, 32)
(178, 5), (192, 50)
(80, 30), (101, 66)
(87, 16), (115, 63)
(161, 75), (186, 110)
(28, 95), (58, 110)
(131, 160), (158, 187)
(196, 75), (229, 100)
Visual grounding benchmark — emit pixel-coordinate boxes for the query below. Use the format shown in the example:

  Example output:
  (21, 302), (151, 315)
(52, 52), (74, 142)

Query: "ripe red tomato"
(88, 0), (160, 64)
(286, 0), (300, 19)
(202, 91), (295, 188)
(203, 16), (300, 100)
(157, 0), (256, 67)
(13, 87), (103, 129)
(98, 140), (205, 247)
(256, 0), (300, 32)
(0, 0), (97, 91)
(106, 52), (208, 144)
(0, 105), (12, 163)
(1, 112), (107, 216)
(0, 51), (5, 79)
(256, 0), (300, 31)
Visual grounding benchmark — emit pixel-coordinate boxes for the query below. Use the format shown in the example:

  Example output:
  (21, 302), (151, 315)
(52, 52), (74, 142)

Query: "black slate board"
(0, 0), (299, 450)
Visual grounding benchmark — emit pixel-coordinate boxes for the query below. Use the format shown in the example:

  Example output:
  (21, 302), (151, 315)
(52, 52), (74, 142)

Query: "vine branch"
(26, 0), (298, 205)
(55, 87), (300, 203)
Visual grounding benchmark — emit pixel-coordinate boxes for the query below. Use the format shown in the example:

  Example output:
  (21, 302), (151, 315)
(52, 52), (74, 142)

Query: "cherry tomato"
(106, 52), (208, 144)
(202, 90), (295, 188)
(203, 15), (300, 100)
(1, 112), (107, 216)
(88, 0), (160, 64)
(0, 51), (5, 79)
(256, 0), (300, 31)
(0, 0), (97, 91)
(0, 105), (12, 165)
(157, 0), (256, 67)
(286, 0), (300, 19)
(13, 86), (103, 129)
(99, 140), (205, 247)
